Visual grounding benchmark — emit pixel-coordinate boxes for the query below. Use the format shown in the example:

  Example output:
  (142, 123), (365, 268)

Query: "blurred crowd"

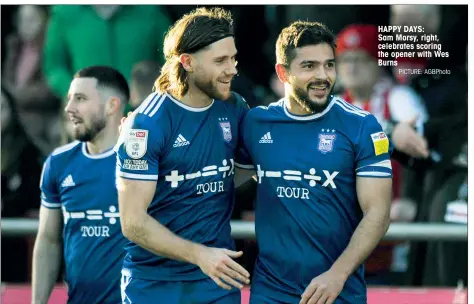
(1, 4), (467, 288)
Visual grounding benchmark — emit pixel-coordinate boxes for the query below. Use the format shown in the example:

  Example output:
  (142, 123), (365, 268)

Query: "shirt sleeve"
(115, 113), (164, 181)
(39, 155), (61, 209)
(355, 114), (394, 178)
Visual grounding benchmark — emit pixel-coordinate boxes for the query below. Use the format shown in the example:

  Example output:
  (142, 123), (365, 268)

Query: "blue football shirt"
(40, 141), (127, 304)
(115, 92), (249, 281)
(239, 96), (393, 304)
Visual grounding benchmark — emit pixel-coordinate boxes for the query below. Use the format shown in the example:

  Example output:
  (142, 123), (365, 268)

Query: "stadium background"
(1, 4), (468, 303)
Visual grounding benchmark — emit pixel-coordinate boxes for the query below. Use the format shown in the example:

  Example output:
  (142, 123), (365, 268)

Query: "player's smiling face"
(191, 37), (238, 100)
(287, 43), (336, 113)
(65, 77), (107, 142)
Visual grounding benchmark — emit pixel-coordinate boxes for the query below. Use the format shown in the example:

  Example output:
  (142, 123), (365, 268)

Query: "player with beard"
(115, 7), (251, 304)
(32, 66), (129, 304)
(238, 21), (393, 304)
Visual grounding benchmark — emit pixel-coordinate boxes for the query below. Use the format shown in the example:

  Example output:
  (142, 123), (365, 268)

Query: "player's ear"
(179, 53), (193, 73)
(275, 63), (289, 83)
(105, 97), (121, 115)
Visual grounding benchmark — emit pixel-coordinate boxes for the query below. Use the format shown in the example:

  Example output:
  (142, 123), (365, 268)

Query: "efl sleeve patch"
(370, 131), (389, 156)
(125, 129), (148, 159)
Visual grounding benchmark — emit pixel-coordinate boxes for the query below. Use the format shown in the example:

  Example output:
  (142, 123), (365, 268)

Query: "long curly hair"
(154, 7), (234, 99)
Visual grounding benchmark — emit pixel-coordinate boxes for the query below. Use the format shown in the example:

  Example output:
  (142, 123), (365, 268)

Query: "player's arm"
(32, 158), (63, 304)
(301, 115), (393, 304)
(117, 178), (202, 263)
(302, 177), (392, 304)
(116, 109), (205, 262)
(32, 207), (63, 304)
(118, 178), (249, 290)
(329, 177), (392, 278)
(116, 112), (250, 290)
(330, 116), (393, 279)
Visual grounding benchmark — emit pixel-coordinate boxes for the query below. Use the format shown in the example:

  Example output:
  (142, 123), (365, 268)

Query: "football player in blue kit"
(32, 66), (130, 304)
(239, 21), (393, 304)
(115, 7), (252, 304)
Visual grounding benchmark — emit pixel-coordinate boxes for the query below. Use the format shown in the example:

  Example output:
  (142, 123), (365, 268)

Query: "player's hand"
(300, 270), (346, 304)
(196, 246), (250, 290)
(119, 111), (135, 134)
(391, 117), (429, 159)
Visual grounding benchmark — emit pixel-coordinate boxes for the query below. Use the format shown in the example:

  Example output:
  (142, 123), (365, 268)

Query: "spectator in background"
(129, 61), (161, 110)
(390, 5), (441, 85)
(3, 5), (61, 157)
(390, 4), (468, 287)
(335, 24), (428, 284)
(1, 86), (43, 282)
(336, 24), (429, 197)
(336, 24), (429, 160)
(43, 5), (171, 102)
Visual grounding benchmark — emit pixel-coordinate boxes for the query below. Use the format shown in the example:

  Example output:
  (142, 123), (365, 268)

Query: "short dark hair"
(155, 7), (234, 98)
(276, 21), (336, 67)
(74, 66), (130, 104)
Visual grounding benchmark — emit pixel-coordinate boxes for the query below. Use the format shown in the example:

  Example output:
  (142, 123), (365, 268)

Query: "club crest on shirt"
(125, 129), (148, 159)
(318, 130), (336, 153)
(219, 121), (232, 142)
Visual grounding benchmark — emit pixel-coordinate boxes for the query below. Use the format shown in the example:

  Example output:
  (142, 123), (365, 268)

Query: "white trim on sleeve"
(118, 171), (158, 180)
(356, 171), (391, 177)
(356, 160), (392, 171)
(41, 200), (61, 208)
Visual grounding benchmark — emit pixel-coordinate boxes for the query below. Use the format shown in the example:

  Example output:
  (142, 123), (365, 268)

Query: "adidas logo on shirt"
(259, 132), (273, 144)
(173, 134), (190, 148)
(61, 175), (75, 187)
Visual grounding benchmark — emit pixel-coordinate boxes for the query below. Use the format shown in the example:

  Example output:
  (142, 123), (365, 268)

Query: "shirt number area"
(164, 158), (235, 195)
(62, 205), (120, 238)
(255, 165), (339, 200)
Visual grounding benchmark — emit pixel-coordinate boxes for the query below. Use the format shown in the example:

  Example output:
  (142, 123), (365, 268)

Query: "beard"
(194, 71), (232, 101)
(290, 79), (334, 114)
(72, 116), (107, 142)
